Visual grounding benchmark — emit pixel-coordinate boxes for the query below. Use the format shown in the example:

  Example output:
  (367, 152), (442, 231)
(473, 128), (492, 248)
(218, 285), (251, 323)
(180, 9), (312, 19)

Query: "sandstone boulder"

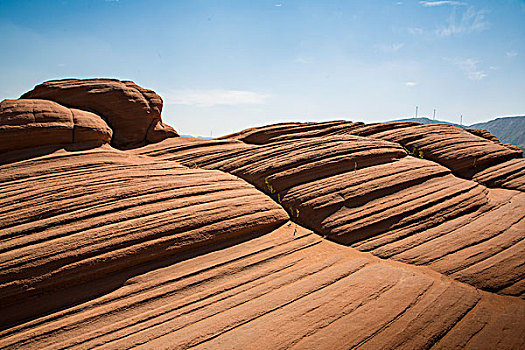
(0, 98), (112, 155)
(21, 78), (178, 148)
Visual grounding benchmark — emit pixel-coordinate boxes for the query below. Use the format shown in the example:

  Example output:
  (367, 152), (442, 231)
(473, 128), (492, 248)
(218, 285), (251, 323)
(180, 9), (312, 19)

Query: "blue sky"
(1, 0), (524, 136)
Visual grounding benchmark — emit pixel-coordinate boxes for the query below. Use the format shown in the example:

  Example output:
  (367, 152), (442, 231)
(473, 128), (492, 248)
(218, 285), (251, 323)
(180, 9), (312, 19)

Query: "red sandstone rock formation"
(222, 120), (525, 191)
(133, 135), (525, 297)
(2, 224), (523, 349)
(0, 147), (287, 329)
(1, 82), (524, 349)
(21, 78), (178, 148)
(0, 98), (112, 154)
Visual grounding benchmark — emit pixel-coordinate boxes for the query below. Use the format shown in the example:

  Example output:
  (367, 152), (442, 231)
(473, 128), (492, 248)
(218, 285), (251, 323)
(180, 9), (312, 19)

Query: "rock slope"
(222, 120), (525, 191)
(0, 147), (287, 328)
(1, 81), (524, 349)
(134, 130), (525, 297)
(1, 224), (524, 349)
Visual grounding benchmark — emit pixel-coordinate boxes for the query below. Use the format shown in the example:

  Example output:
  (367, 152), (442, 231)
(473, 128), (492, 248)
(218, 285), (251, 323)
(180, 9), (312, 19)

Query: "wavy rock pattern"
(0, 147), (288, 328)
(227, 120), (521, 170)
(21, 79), (178, 148)
(0, 98), (112, 155)
(364, 123), (523, 179)
(1, 80), (524, 349)
(472, 158), (525, 191)
(0, 224), (523, 349)
(223, 120), (525, 191)
(133, 135), (525, 296)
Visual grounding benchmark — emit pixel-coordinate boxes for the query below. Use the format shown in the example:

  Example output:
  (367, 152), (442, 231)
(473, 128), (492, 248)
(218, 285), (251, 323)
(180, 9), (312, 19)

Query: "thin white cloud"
(392, 43), (405, 52)
(294, 56), (315, 64)
(275, 3), (282, 7)
(405, 82), (417, 87)
(375, 42), (405, 53)
(506, 51), (518, 58)
(467, 70), (487, 81)
(396, 2), (404, 5)
(420, 1), (466, 7)
(436, 7), (489, 37)
(164, 89), (269, 107)
(446, 58), (487, 80)
(408, 27), (424, 35)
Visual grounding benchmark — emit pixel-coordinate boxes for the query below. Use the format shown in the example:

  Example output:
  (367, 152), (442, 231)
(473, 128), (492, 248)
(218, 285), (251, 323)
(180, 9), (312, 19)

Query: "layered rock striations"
(21, 78), (178, 148)
(135, 126), (525, 297)
(1, 81), (524, 349)
(2, 225), (524, 349)
(0, 98), (112, 155)
(0, 147), (288, 328)
(222, 120), (525, 191)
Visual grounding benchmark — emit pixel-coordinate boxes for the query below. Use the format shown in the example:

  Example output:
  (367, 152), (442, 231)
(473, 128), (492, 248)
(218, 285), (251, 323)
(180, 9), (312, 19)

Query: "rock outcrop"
(133, 132), (525, 297)
(0, 98), (112, 155)
(365, 123), (522, 177)
(21, 79), (178, 148)
(222, 120), (525, 191)
(1, 83), (524, 349)
(473, 158), (525, 191)
(1, 224), (523, 349)
(0, 147), (287, 328)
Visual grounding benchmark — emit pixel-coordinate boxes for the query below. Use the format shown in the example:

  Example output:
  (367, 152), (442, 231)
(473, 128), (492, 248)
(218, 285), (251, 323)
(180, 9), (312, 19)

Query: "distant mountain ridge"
(471, 117), (525, 151)
(395, 116), (525, 151)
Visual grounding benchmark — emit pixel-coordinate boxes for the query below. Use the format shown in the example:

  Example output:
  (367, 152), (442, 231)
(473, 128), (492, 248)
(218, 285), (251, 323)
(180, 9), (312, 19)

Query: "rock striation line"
(0, 147), (288, 328)
(0, 224), (522, 349)
(131, 133), (525, 296)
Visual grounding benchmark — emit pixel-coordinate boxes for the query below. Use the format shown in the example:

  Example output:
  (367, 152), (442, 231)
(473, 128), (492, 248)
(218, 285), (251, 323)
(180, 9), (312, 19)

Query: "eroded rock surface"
(365, 123), (522, 178)
(473, 158), (525, 191)
(222, 120), (525, 191)
(21, 79), (178, 148)
(0, 98), (112, 154)
(133, 134), (525, 296)
(1, 89), (524, 349)
(1, 225), (523, 349)
(0, 147), (287, 328)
